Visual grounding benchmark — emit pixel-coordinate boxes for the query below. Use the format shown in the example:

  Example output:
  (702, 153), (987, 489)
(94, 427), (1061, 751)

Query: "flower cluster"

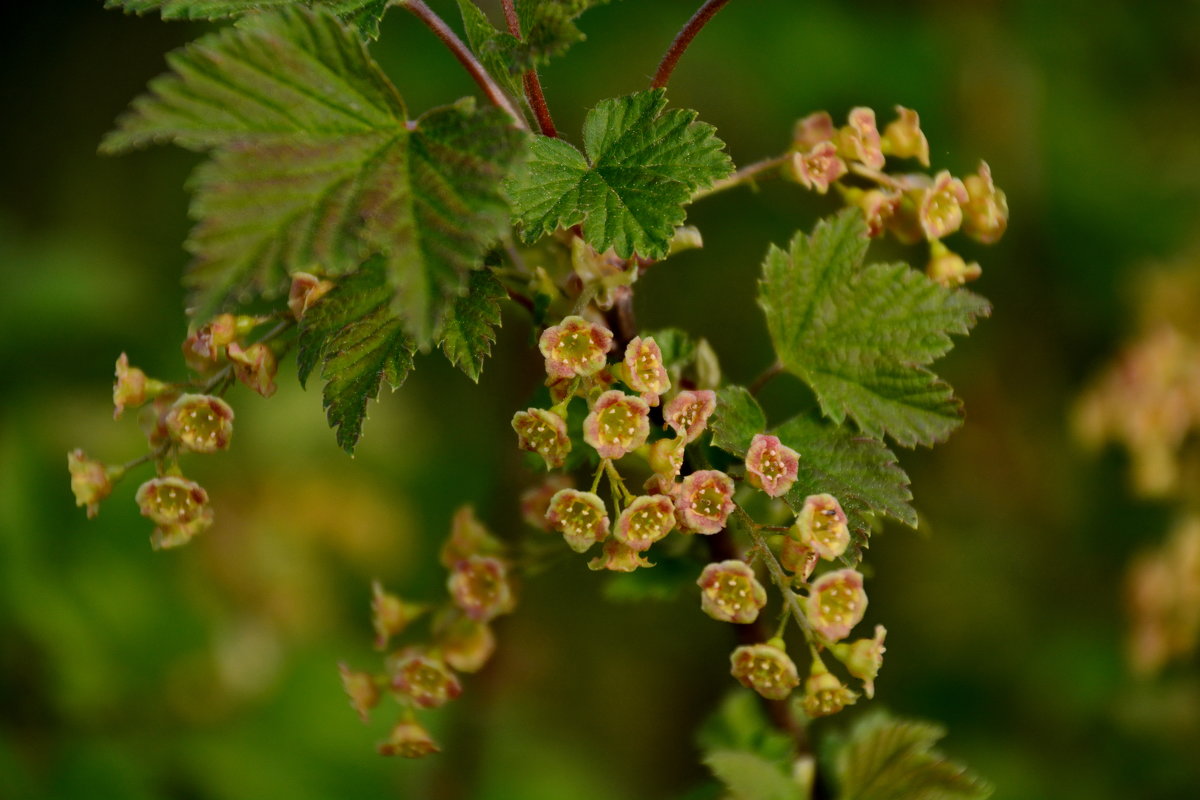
(340, 507), (515, 757)
(790, 106), (1008, 286)
(512, 314), (884, 718)
(68, 307), (290, 548)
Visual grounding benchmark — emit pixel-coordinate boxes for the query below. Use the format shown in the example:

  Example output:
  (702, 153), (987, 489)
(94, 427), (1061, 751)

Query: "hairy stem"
(692, 154), (790, 201)
(403, 0), (527, 129)
(736, 505), (814, 638)
(651, 0), (735, 90)
(501, 0), (559, 137)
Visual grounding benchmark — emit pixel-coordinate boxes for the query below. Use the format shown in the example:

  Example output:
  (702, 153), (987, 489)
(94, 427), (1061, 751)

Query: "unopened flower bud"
(793, 493), (850, 561)
(338, 663), (381, 722)
(730, 642), (800, 700)
(962, 161), (1008, 244)
(881, 106), (929, 167)
(288, 272), (334, 320)
(698, 560), (767, 624)
(744, 434), (800, 498)
(623, 336), (671, 406)
(613, 494), (676, 551)
(546, 489), (610, 553)
(512, 408), (571, 470)
(227, 342), (278, 398)
(677, 470), (736, 534)
(182, 314), (239, 373)
(448, 555), (515, 623)
(587, 538), (654, 572)
(389, 651), (461, 708)
(164, 394), (234, 453)
(831, 624), (887, 698)
(806, 568), (868, 642)
(664, 390), (717, 443)
(583, 390), (650, 459)
(377, 718), (440, 758)
(67, 449), (121, 519)
(539, 315), (614, 379)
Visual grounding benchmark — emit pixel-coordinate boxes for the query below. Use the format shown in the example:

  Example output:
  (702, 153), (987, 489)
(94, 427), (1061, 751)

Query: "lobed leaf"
(834, 712), (993, 800)
(105, 0), (392, 39)
(103, 7), (525, 342)
(438, 268), (507, 382)
(758, 210), (991, 447)
(297, 257), (414, 453)
(710, 385), (767, 457)
(704, 750), (803, 800)
(507, 89), (732, 259)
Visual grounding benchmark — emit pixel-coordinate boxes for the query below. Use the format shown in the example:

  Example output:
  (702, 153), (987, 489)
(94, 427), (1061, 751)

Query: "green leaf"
(834, 712), (993, 800)
(438, 267), (506, 382)
(711, 385), (768, 457)
(105, 0), (393, 39)
(758, 210), (991, 447)
(456, 0), (522, 98)
(513, 0), (612, 69)
(507, 89), (732, 259)
(297, 257), (415, 453)
(704, 751), (803, 800)
(697, 690), (795, 763)
(775, 414), (915, 558)
(103, 7), (525, 342)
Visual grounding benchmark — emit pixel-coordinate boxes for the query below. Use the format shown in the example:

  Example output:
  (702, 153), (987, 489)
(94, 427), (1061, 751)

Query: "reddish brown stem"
(403, 0), (526, 129)
(501, 0), (559, 137)
(651, 0), (734, 90)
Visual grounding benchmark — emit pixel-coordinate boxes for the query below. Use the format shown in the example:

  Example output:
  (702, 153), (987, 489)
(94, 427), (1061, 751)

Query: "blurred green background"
(3, 0), (1199, 798)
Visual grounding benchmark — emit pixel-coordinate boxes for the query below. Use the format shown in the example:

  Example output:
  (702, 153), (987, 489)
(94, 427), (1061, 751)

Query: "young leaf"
(456, 0), (523, 97)
(774, 414), (915, 558)
(758, 210), (991, 447)
(834, 712), (993, 800)
(297, 258), (415, 453)
(512, 0), (613, 69)
(439, 268), (507, 382)
(507, 89), (732, 259)
(703, 751), (803, 800)
(103, 7), (525, 342)
(711, 385), (768, 457)
(105, 0), (393, 39)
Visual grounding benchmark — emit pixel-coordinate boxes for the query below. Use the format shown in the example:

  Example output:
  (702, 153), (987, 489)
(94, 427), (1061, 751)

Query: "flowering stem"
(736, 505), (814, 639)
(651, 0), (735, 90)
(692, 154), (791, 201)
(402, 0), (526, 130)
(199, 318), (294, 396)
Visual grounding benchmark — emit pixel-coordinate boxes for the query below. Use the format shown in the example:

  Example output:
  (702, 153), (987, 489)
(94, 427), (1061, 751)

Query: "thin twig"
(692, 154), (790, 201)
(651, 0), (734, 90)
(500, 0), (558, 137)
(403, 0), (527, 129)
